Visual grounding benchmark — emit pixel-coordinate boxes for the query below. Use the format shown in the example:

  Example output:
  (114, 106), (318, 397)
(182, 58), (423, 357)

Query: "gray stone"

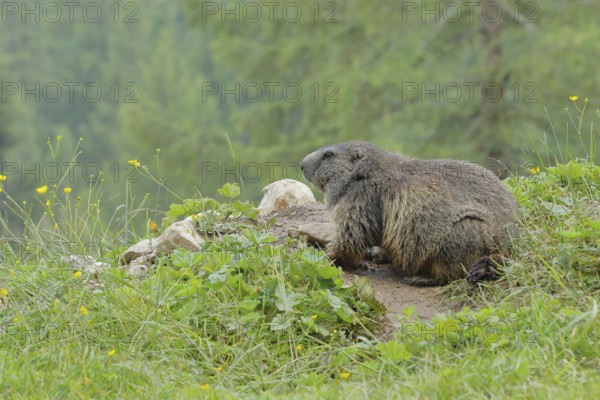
(63, 255), (110, 275)
(127, 260), (150, 278)
(121, 239), (155, 264)
(288, 222), (334, 247)
(155, 219), (204, 255)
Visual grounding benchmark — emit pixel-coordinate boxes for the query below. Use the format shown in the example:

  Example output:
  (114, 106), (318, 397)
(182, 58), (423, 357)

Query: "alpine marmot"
(300, 141), (518, 285)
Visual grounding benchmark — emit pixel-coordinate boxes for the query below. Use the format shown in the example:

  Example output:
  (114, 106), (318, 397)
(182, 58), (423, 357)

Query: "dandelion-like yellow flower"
(79, 306), (89, 316)
(340, 371), (350, 379)
(36, 185), (48, 195)
(200, 384), (210, 391)
(128, 159), (141, 169)
(64, 187), (72, 194)
(528, 167), (541, 175)
(74, 271), (82, 278)
(0, 175), (6, 182)
(569, 96), (579, 102)
(107, 349), (116, 356)
(57, 135), (63, 141)
(0, 288), (8, 297)
(296, 345), (303, 351)
(149, 220), (158, 231)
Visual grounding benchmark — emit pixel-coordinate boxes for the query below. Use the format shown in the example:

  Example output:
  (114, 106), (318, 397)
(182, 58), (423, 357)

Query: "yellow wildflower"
(54, 223), (59, 230)
(57, 135), (63, 141)
(569, 96), (578, 102)
(149, 220), (158, 232)
(216, 367), (223, 372)
(0, 174), (6, 181)
(200, 384), (210, 391)
(528, 167), (541, 175)
(340, 371), (350, 379)
(45, 200), (51, 207)
(0, 288), (8, 297)
(64, 187), (72, 194)
(79, 306), (89, 316)
(296, 345), (303, 351)
(74, 271), (82, 278)
(310, 314), (317, 320)
(36, 185), (48, 195)
(107, 349), (116, 356)
(128, 159), (141, 169)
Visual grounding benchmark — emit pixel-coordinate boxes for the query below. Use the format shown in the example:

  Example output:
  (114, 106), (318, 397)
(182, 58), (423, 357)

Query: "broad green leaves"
(148, 192), (383, 339)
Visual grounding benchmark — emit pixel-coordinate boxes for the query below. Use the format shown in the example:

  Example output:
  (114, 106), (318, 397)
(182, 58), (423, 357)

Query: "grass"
(1, 103), (599, 399)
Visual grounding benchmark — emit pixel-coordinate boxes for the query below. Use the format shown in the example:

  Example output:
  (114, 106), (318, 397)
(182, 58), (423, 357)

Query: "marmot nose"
(300, 161), (304, 171)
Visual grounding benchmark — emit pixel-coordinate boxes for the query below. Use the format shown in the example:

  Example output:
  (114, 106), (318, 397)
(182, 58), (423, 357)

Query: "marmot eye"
(322, 150), (334, 159)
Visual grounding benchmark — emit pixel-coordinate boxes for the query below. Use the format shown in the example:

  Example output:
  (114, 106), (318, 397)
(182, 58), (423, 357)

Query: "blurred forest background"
(1, 0), (599, 232)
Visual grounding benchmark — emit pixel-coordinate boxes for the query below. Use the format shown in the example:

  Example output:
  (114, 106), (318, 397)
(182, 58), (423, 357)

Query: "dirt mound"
(262, 204), (454, 324)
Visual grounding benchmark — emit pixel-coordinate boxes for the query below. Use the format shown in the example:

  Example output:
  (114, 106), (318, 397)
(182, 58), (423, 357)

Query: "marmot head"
(301, 141), (376, 192)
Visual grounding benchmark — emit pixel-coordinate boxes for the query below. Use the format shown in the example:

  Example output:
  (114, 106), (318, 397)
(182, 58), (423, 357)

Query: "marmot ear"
(348, 144), (366, 162)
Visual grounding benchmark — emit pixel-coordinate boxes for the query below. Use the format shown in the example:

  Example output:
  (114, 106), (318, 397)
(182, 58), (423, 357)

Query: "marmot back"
(301, 141), (519, 285)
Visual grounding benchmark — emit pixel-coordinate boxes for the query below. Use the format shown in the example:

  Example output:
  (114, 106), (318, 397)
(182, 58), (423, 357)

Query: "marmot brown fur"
(300, 141), (519, 285)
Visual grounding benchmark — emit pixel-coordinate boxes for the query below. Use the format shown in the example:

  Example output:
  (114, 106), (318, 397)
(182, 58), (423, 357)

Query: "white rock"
(155, 219), (204, 255)
(63, 255), (96, 270)
(258, 179), (316, 216)
(121, 239), (155, 264)
(128, 261), (149, 278)
(63, 255), (110, 275)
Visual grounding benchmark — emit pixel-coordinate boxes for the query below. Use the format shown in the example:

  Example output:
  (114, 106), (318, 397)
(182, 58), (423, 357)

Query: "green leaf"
(541, 201), (569, 216)
(546, 161), (586, 183)
(174, 285), (196, 298)
(375, 341), (412, 362)
(275, 284), (301, 313)
(316, 264), (342, 280)
(402, 306), (417, 318)
(163, 199), (213, 226)
(208, 265), (232, 284)
(559, 228), (590, 239)
(218, 183), (241, 199)
(231, 200), (259, 219)
(354, 277), (376, 302)
(327, 291), (355, 323)
(587, 221), (600, 231)
(270, 314), (294, 331)
(239, 299), (260, 313)
(170, 248), (205, 269)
